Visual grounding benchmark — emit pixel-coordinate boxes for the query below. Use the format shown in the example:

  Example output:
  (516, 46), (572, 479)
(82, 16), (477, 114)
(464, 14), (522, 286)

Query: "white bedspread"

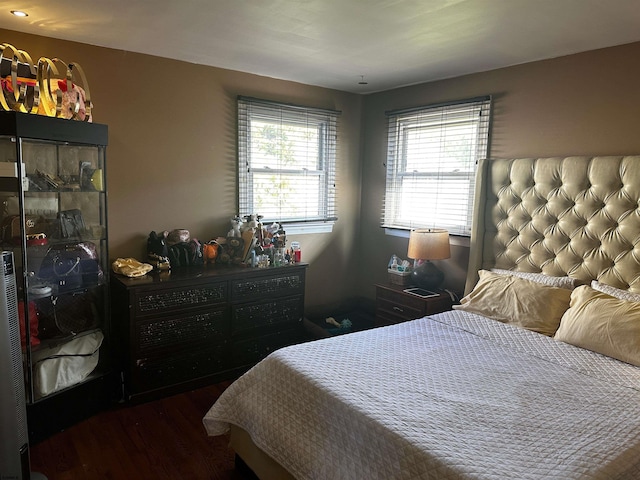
(203, 311), (640, 479)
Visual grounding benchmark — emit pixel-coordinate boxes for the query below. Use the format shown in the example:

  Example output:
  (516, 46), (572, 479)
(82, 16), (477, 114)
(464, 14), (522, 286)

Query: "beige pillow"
(491, 268), (577, 290)
(454, 270), (572, 336)
(555, 285), (640, 366)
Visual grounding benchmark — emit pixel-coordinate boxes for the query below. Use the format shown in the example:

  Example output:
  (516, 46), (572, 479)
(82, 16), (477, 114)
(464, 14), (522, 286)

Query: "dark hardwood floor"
(29, 380), (250, 480)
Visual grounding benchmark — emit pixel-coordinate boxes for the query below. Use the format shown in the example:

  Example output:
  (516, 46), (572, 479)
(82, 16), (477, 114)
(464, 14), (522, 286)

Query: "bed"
(203, 156), (640, 479)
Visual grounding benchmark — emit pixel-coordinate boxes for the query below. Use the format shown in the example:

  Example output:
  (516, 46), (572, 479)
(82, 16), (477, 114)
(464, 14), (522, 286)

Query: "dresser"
(375, 283), (452, 326)
(111, 263), (307, 402)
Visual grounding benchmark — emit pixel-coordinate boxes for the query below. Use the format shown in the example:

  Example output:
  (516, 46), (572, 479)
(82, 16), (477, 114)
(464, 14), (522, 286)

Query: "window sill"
(384, 228), (470, 247)
(284, 222), (334, 235)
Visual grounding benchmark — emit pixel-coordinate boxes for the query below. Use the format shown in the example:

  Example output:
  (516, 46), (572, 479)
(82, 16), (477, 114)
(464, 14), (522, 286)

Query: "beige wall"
(358, 41), (640, 299)
(0, 29), (363, 309)
(4, 28), (640, 308)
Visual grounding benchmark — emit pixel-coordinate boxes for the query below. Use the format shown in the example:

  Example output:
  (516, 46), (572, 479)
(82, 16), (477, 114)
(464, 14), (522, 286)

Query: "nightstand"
(375, 283), (453, 327)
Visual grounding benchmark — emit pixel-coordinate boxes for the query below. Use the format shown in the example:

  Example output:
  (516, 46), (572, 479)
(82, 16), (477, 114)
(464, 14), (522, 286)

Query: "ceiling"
(3, 0), (640, 94)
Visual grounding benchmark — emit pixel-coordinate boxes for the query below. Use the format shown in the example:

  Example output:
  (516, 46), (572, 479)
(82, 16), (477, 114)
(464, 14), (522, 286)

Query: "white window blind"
(382, 96), (492, 236)
(238, 96), (339, 227)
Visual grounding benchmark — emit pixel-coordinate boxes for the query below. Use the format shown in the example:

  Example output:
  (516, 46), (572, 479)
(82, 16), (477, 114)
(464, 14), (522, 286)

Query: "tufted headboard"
(465, 156), (640, 295)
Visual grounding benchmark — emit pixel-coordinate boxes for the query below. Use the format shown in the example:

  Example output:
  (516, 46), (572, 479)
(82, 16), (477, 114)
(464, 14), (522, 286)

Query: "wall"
(0, 28), (363, 309)
(358, 41), (640, 299)
(4, 28), (640, 308)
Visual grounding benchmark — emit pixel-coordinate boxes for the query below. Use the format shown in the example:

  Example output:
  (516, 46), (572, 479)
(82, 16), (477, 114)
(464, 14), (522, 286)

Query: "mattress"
(203, 311), (640, 479)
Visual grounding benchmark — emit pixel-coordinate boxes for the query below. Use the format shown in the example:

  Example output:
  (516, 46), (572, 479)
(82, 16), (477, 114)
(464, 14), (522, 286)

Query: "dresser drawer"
(377, 296), (424, 322)
(135, 305), (229, 358)
(377, 286), (426, 311)
(232, 295), (303, 334)
(375, 284), (452, 326)
(134, 281), (227, 317)
(232, 271), (304, 302)
(133, 343), (231, 393)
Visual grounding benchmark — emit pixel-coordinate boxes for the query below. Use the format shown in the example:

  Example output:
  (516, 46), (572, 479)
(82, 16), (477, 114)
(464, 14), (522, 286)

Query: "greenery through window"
(238, 97), (339, 229)
(382, 96), (492, 236)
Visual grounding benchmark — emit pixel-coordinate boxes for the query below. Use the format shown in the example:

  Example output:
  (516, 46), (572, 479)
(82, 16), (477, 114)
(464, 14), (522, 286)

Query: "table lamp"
(407, 228), (451, 290)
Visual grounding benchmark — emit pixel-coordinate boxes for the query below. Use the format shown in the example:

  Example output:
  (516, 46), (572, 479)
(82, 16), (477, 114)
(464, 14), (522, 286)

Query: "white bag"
(32, 329), (103, 398)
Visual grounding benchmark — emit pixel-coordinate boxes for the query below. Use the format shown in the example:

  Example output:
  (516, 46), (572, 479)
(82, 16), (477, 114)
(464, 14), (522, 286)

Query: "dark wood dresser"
(111, 263), (307, 402)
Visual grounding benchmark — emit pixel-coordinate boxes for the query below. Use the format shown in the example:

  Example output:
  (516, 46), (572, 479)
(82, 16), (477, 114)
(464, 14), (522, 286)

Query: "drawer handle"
(392, 306), (404, 313)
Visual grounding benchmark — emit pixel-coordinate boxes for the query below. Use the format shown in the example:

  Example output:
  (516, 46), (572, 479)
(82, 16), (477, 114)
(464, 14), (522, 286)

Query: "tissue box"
(388, 268), (411, 286)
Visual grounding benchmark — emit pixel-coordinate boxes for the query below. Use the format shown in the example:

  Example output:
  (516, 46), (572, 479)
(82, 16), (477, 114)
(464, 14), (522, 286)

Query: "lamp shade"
(407, 229), (450, 261)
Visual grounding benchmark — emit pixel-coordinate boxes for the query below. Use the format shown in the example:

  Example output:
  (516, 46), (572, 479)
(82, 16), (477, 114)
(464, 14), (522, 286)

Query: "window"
(238, 96), (339, 233)
(382, 96), (492, 236)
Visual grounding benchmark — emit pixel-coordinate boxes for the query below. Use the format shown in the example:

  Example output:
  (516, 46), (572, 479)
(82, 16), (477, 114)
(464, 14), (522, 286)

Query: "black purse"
(38, 241), (103, 292)
(34, 290), (99, 338)
(58, 209), (85, 238)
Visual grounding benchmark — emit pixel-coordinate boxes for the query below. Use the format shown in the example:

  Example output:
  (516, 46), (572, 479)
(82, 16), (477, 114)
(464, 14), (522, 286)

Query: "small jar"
(274, 248), (285, 266)
(291, 242), (301, 263)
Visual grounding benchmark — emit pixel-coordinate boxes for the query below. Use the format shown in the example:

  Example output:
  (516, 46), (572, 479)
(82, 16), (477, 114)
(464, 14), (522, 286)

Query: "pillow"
(590, 280), (640, 303)
(454, 270), (572, 336)
(491, 268), (577, 290)
(555, 285), (640, 366)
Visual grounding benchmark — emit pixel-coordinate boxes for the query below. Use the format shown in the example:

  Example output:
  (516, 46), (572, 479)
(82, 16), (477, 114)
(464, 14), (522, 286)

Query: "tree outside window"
(238, 97), (338, 231)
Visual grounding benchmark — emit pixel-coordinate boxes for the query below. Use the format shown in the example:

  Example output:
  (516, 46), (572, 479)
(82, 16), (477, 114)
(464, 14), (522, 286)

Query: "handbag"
(1, 214), (49, 244)
(38, 241), (103, 292)
(167, 239), (204, 267)
(18, 300), (40, 347)
(31, 329), (103, 398)
(34, 290), (100, 338)
(58, 209), (85, 238)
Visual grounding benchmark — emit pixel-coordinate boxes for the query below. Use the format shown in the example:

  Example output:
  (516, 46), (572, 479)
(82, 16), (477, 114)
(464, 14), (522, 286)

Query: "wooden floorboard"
(30, 381), (249, 480)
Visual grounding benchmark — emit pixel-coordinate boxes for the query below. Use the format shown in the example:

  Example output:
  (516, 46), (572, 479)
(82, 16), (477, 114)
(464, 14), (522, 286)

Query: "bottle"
(274, 248), (285, 267)
(291, 242), (301, 263)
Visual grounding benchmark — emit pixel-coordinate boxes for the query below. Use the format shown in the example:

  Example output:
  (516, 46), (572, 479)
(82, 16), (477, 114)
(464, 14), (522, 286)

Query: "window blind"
(382, 96), (492, 236)
(238, 96), (339, 226)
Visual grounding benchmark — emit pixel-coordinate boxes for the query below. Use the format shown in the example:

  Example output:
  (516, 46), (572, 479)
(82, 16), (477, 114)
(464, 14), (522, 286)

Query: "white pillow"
(590, 280), (640, 303)
(491, 268), (576, 290)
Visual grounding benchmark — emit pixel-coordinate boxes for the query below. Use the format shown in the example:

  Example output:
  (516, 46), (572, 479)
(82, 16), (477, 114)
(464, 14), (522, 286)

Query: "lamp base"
(411, 261), (444, 290)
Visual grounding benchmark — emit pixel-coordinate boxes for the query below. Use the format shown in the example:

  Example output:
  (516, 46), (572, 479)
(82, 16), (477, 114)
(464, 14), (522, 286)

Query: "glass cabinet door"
(0, 129), (109, 405)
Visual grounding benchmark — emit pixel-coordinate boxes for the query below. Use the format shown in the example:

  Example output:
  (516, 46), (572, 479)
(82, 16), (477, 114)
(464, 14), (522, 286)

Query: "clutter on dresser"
(147, 252), (171, 271)
(220, 213), (297, 268)
(146, 229), (203, 269)
(203, 241), (219, 264)
(112, 257), (154, 278)
(145, 214), (301, 272)
(291, 241), (301, 263)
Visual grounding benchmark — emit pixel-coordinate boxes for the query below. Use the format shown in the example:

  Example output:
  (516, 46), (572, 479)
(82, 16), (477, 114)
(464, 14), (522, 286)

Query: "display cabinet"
(0, 111), (111, 442)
